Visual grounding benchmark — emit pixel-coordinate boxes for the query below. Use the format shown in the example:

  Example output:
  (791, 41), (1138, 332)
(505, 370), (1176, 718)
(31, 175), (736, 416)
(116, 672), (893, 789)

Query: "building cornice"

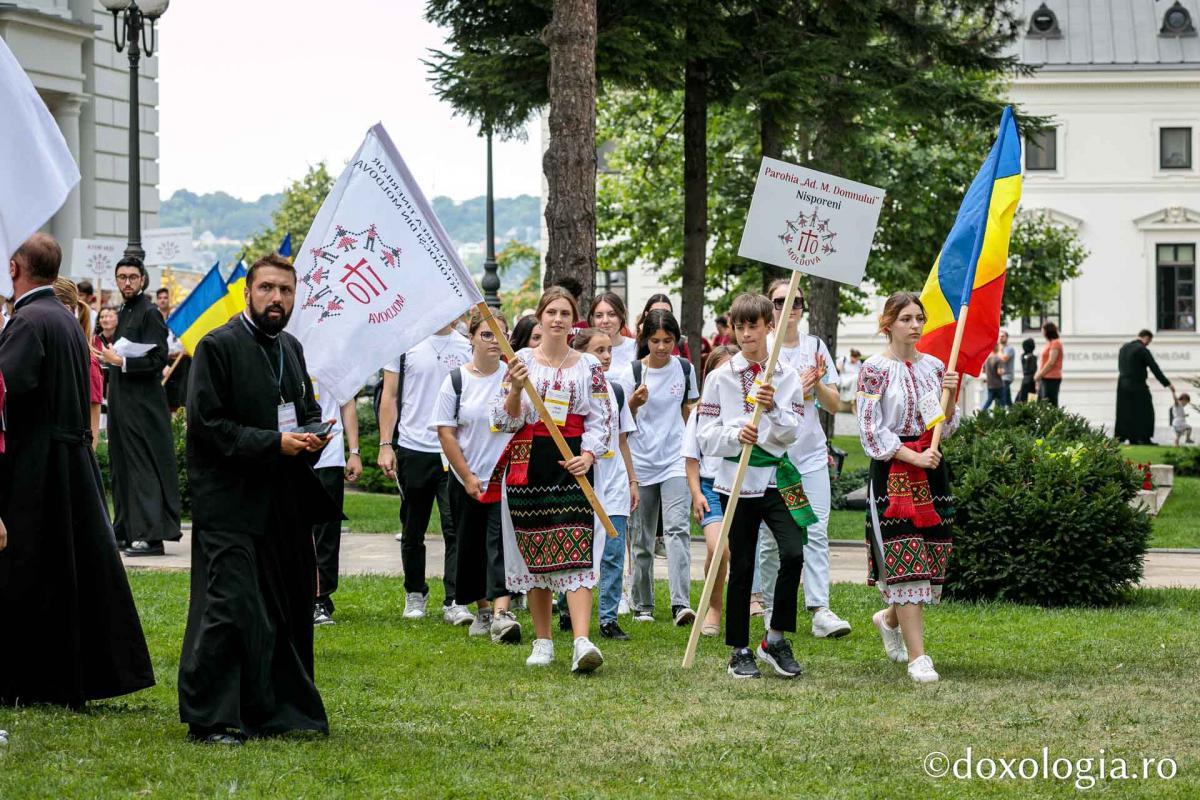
(1134, 206), (1200, 231)
(0, 4), (97, 39)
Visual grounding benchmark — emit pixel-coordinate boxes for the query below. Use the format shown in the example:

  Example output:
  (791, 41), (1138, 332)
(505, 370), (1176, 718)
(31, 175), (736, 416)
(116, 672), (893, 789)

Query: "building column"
(51, 94), (86, 266)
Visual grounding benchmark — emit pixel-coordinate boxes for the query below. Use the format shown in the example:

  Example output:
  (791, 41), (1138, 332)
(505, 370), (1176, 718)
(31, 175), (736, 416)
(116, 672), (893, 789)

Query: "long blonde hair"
(52, 277), (94, 351)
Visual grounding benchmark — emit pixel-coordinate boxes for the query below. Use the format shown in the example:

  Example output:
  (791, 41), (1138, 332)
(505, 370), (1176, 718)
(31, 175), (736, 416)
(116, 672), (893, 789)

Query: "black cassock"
(1114, 339), (1171, 444)
(178, 316), (341, 737)
(0, 288), (154, 706)
(108, 291), (181, 545)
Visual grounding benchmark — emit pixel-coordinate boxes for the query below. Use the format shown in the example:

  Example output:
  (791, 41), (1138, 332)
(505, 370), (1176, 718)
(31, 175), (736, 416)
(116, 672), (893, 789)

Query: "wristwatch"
(349, 447), (361, 456)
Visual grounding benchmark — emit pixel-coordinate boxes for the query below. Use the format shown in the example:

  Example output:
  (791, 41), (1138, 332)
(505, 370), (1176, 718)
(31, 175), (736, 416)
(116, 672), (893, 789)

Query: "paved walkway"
(124, 531), (1200, 589)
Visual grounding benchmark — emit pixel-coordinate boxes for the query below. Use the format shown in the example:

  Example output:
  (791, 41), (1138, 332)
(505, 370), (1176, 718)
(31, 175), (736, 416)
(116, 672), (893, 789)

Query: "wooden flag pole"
(161, 351), (186, 386)
(475, 302), (619, 540)
(929, 302), (969, 452)
(682, 270), (801, 668)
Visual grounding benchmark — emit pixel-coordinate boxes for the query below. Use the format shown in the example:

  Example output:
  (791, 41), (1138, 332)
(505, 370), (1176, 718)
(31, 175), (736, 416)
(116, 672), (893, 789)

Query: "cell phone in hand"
(296, 420), (334, 438)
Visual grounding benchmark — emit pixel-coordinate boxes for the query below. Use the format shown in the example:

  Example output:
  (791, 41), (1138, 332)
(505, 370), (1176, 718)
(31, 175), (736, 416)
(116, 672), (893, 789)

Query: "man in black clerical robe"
(98, 256), (181, 556)
(1114, 329), (1173, 445)
(178, 253), (340, 744)
(0, 234), (154, 707)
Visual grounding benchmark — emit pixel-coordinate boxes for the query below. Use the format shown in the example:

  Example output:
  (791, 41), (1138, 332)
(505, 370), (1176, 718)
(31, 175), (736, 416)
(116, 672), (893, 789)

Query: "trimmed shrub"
(1161, 447), (1200, 478)
(830, 467), (869, 511)
(172, 409), (191, 516)
(943, 402), (1151, 607)
(354, 400), (399, 495)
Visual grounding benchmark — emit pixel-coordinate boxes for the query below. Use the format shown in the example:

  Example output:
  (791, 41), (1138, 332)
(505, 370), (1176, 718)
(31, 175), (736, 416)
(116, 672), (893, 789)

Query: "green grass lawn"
(2, 573), (1197, 798)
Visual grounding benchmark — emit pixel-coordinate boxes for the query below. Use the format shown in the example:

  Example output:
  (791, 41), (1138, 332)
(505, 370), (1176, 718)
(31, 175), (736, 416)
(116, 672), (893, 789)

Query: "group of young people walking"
(383, 282), (961, 684)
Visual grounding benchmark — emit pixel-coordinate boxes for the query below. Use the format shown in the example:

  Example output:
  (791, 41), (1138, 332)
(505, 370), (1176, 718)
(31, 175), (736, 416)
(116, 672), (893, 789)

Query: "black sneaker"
(672, 605), (696, 627)
(727, 648), (761, 679)
(599, 621), (630, 640)
(558, 612), (573, 632)
(756, 637), (804, 678)
(122, 540), (165, 557)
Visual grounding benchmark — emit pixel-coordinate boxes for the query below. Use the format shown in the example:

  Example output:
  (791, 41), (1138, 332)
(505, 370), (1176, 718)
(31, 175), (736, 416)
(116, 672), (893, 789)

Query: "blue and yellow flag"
(917, 106), (1022, 377)
(166, 262), (230, 355)
(222, 259), (247, 320)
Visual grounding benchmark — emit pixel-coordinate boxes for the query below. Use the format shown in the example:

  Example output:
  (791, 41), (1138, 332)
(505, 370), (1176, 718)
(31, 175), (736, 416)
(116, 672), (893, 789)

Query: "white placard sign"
(737, 157), (885, 286)
(143, 226), (195, 267)
(69, 238), (123, 281)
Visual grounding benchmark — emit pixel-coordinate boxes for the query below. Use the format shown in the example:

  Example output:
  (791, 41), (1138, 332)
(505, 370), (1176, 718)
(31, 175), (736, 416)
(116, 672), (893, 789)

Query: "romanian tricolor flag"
(167, 262), (230, 355)
(917, 106), (1022, 377)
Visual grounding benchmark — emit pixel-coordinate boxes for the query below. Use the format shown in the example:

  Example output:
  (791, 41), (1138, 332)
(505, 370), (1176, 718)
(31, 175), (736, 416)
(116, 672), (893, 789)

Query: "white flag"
(286, 124), (483, 404)
(0, 37), (81, 298)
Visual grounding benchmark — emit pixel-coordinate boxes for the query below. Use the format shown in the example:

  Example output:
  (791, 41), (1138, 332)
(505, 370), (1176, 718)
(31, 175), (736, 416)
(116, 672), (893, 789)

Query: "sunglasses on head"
(773, 296), (804, 311)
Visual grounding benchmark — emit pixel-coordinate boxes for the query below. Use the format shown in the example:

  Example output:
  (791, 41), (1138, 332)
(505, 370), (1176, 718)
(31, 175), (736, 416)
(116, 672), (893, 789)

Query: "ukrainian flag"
(166, 262), (230, 355)
(917, 106), (1022, 377)
(222, 259), (247, 319)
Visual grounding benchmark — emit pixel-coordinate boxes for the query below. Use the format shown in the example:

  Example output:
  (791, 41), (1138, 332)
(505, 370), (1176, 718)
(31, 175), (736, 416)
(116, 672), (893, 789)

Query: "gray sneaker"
(444, 604), (475, 626)
(490, 610), (523, 644)
(469, 610), (493, 637)
(403, 592), (428, 619)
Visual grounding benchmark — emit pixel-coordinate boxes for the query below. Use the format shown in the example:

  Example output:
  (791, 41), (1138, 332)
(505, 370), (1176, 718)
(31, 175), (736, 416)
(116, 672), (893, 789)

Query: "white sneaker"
(633, 610), (654, 623)
(617, 592), (631, 616)
(571, 636), (604, 673)
(490, 610), (522, 644)
(393, 531), (404, 542)
(673, 606), (696, 627)
(403, 592), (428, 619)
(907, 654), (939, 683)
(811, 608), (852, 639)
(526, 638), (555, 666)
(468, 611), (493, 637)
(872, 609), (908, 663)
(444, 604), (475, 626)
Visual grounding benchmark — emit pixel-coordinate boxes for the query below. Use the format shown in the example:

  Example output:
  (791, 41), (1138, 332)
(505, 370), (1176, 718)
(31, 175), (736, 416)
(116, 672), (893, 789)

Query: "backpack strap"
(610, 380), (625, 414)
(450, 366), (464, 420)
(391, 353), (406, 445)
(632, 360), (643, 387)
(677, 356), (693, 408)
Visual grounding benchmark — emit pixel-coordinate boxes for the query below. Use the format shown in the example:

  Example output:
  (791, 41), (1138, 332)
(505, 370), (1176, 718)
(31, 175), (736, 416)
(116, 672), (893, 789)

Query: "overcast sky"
(157, 0), (544, 203)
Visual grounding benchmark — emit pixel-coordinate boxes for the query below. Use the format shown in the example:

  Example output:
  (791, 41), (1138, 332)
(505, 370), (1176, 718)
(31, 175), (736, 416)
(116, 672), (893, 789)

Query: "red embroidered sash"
(883, 430), (942, 528)
(504, 413), (585, 487)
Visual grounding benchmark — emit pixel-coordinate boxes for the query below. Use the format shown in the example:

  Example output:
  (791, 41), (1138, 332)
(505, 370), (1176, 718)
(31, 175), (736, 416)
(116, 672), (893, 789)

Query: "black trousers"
(397, 447), (456, 604)
(1039, 378), (1062, 406)
(448, 478), (508, 606)
(313, 467), (344, 613)
(720, 488), (805, 649)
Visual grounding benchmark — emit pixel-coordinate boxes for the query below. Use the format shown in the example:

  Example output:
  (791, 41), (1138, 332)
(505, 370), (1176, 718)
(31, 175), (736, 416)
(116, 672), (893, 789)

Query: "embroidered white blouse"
(855, 353), (961, 461)
(490, 348), (612, 459)
(696, 352), (803, 497)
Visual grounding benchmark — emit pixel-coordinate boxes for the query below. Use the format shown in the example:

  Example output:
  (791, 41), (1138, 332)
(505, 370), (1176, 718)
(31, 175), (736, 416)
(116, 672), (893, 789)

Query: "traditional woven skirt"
(501, 434), (602, 593)
(865, 438), (954, 606)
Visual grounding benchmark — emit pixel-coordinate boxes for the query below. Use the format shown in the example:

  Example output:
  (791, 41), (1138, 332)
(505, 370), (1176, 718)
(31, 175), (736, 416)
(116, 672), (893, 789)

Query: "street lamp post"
(481, 131), (502, 310)
(101, 0), (169, 263)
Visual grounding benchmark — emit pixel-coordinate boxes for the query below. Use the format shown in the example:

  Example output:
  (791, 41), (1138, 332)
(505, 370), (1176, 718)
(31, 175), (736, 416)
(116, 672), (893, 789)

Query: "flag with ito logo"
(285, 124), (483, 404)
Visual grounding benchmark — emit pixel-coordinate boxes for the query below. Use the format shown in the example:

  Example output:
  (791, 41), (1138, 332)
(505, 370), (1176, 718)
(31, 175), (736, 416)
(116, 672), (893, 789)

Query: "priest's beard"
(249, 301), (291, 336)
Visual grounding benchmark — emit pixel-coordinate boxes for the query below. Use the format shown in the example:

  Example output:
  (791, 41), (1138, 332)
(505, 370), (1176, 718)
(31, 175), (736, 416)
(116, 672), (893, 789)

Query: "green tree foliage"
(497, 240), (542, 323)
(1004, 210), (1088, 321)
(244, 164), (335, 263)
(160, 189), (282, 240)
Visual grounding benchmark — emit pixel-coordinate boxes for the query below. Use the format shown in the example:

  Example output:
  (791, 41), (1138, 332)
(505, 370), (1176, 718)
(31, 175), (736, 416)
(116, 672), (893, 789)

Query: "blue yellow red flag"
(917, 106), (1022, 377)
(166, 262), (229, 355)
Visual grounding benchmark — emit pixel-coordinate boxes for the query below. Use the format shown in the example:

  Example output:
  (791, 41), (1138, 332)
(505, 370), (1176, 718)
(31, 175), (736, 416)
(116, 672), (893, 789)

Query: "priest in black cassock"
(0, 233), (154, 707)
(98, 255), (181, 556)
(1115, 329), (1174, 445)
(178, 253), (341, 745)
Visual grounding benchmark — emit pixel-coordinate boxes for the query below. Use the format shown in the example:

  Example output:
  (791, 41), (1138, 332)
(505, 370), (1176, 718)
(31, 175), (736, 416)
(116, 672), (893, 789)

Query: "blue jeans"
(598, 514), (628, 624)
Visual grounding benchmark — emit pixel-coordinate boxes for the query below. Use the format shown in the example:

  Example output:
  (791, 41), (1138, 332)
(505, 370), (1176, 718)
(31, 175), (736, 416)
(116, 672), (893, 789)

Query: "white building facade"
(1, 0), (161, 270)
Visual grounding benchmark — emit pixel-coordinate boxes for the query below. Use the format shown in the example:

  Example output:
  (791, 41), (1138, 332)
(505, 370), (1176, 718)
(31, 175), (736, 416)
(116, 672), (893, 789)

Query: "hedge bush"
(942, 402), (1151, 607)
(1161, 447), (1200, 478)
(830, 467), (869, 510)
(353, 400), (399, 495)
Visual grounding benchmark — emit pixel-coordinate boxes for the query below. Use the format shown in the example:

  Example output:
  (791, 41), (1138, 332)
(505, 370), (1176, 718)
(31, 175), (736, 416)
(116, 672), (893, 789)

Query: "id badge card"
(918, 391), (946, 430)
(277, 402), (299, 433)
(545, 387), (570, 427)
(745, 378), (764, 406)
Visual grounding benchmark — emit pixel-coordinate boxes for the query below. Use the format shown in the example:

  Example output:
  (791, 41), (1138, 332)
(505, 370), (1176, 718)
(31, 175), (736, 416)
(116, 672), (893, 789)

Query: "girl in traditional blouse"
(856, 292), (960, 684)
(492, 287), (613, 673)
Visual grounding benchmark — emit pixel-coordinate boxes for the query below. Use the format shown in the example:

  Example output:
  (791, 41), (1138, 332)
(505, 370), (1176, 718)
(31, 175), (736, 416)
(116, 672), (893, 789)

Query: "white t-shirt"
(384, 332), (471, 453)
(595, 375), (638, 516)
(613, 357), (700, 486)
(609, 336), (638, 376)
(429, 364), (512, 493)
(682, 410), (722, 480)
(774, 334), (839, 473)
(312, 377), (346, 471)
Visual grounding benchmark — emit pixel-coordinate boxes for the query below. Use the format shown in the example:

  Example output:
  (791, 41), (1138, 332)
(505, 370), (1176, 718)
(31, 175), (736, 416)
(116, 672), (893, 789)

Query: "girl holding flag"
(492, 287), (613, 673)
(857, 292), (960, 684)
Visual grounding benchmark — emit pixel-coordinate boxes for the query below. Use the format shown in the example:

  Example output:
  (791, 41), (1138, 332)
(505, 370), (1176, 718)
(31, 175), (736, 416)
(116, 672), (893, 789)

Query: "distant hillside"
(162, 190), (541, 249)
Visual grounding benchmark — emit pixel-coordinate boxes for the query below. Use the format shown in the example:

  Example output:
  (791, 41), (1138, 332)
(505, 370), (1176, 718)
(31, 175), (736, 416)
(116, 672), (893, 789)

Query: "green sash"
(725, 445), (817, 536)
